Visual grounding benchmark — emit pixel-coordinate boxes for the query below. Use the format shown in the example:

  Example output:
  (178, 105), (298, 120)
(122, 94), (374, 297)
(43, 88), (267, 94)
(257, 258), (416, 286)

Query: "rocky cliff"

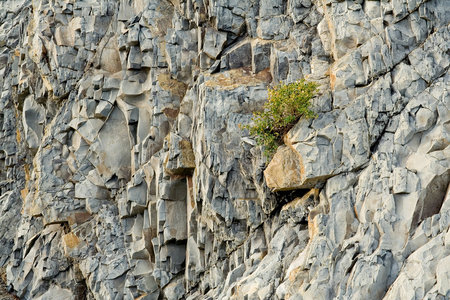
(0, 0), (449, 299)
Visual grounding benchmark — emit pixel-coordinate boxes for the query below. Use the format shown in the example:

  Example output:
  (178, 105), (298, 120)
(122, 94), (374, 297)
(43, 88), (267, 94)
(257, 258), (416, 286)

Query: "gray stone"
(128, 46), (143, 70)
(1, 1), (449, 300)
(257, 16), (293, 40)
(224, 41), (252, 70)
(22, 96), (45, 150)
(252, 40), (271, 73)
(203, 28), (227, 59)
(164, 133), (195, 175)
(288, 0), (311, 23)
(163, 277), (185, 300)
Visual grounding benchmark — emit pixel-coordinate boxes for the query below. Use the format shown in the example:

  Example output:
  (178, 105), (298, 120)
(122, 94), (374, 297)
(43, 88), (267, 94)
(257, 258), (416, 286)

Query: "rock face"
(0, 0), (449, 299)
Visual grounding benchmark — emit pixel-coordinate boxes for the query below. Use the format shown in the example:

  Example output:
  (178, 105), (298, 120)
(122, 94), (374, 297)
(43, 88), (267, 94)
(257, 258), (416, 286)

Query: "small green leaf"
(242, 79), (318, 159)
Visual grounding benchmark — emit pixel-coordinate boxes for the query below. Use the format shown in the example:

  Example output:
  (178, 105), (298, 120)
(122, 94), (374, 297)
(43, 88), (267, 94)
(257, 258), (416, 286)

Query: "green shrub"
(244, 79), (318, 159)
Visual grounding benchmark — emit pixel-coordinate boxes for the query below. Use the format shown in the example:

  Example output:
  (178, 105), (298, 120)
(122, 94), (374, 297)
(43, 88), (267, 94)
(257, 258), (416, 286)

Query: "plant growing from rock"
(244, 79), (318, 159)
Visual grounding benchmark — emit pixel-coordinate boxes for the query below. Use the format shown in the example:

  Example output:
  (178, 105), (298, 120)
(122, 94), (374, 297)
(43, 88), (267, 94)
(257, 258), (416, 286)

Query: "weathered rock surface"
(0, 0), (448, 299)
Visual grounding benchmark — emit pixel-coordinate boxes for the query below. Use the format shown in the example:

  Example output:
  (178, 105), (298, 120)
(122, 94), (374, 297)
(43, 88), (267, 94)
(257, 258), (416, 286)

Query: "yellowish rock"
(62, 232), (82, 257)
(264, 145), (305, 191)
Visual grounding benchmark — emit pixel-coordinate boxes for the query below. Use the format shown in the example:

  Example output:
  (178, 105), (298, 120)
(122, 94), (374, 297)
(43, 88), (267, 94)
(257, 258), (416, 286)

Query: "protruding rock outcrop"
(0, 0), (448, 299)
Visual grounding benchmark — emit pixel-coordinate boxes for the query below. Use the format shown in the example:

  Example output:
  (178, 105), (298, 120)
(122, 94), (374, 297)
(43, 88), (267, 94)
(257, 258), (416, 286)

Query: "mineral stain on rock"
(0, 0), (449, 299)
(0, 269), (16, 300)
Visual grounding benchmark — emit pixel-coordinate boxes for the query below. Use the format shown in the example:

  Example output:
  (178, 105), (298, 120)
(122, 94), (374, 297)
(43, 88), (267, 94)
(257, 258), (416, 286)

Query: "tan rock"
(62, 232), (82, 257)
(281, 189), (318, 212)
(264, 145), (305, 191)
(157, 73), (187, 99)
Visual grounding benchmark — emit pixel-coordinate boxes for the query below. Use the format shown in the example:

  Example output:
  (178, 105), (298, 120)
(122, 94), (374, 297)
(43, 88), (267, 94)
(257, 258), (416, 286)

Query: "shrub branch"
(244, 79), (318, 159)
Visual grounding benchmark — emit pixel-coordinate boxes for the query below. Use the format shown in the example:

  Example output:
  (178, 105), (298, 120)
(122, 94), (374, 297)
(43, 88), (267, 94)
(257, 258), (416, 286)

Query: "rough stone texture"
(0, 0), (448, 299)
(0, 268), (16, 300)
